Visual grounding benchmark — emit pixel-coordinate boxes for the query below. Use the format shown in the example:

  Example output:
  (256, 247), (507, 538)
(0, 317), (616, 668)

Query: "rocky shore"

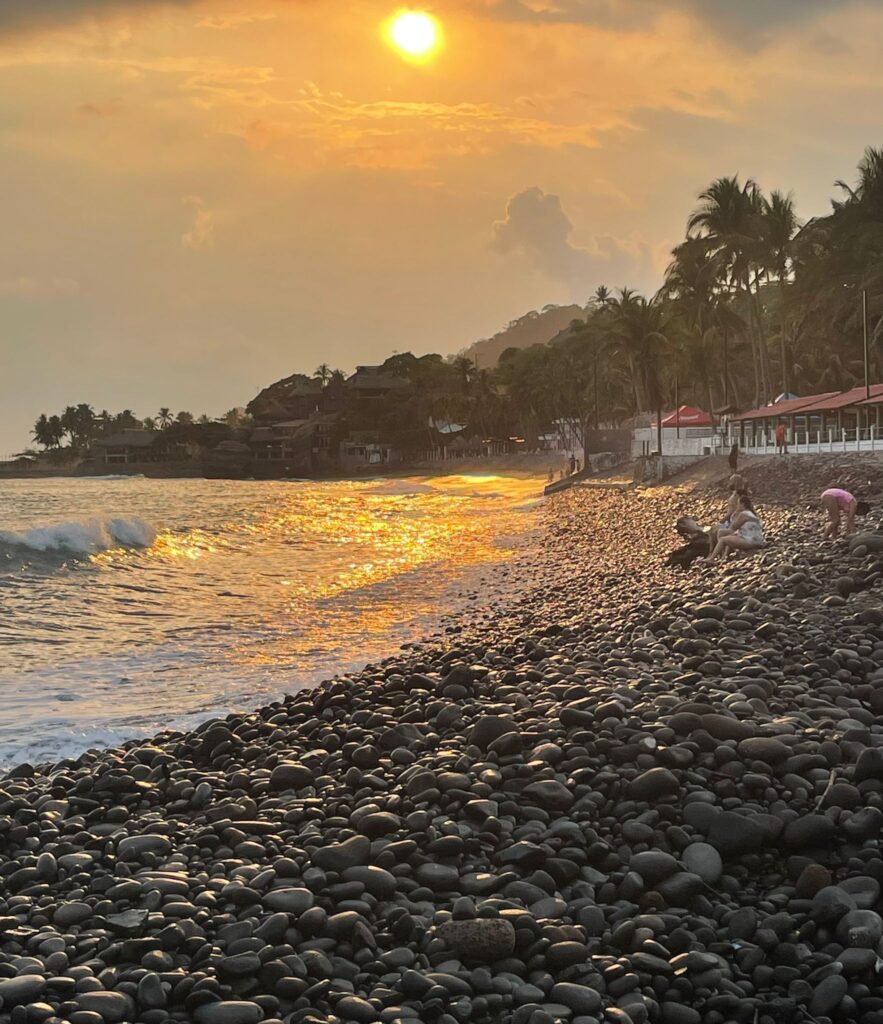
(4, 456), (883, 1024)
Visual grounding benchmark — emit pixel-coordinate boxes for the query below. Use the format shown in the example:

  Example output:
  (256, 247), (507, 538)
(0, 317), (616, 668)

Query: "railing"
(632, 437), (727, 458)
(738, 427), (883, 456)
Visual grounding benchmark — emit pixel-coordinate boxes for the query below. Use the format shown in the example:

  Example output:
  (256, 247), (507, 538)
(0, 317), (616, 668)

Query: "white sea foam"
(0, 516), (156, 554)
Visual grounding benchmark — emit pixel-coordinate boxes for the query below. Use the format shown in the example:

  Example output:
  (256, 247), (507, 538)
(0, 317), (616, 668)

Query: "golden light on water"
(386, 10), (441, 61)
(85, 476), (542, 675)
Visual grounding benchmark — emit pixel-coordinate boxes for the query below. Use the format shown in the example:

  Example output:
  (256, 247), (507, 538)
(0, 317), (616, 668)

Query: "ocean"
(0, 474), (542, 768)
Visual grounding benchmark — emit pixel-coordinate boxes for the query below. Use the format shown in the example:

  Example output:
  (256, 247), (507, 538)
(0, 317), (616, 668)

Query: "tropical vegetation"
(30, 405), (249, 460)
(26, 146), (883, 464)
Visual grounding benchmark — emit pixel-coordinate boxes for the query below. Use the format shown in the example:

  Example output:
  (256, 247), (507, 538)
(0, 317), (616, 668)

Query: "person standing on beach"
(728, 443), (739, 472)
(568, 454), (576, 475)
(821, 487), (870, 538)
(775, 422), (787, 455)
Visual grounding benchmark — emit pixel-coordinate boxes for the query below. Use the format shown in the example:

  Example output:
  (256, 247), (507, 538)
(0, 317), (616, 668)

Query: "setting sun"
(387, 10), (441, 60)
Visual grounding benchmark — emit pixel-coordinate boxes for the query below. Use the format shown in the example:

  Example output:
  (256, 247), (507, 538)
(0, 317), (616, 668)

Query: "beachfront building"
(248, 415), (338, 477)
(632, 406), (721, 457)
(339, 433), (400, 471)
(731, 384), (883, 454)
(247, 374), (324, 423)
(344, 365), (410, 401)
(92, 429), (156, 465)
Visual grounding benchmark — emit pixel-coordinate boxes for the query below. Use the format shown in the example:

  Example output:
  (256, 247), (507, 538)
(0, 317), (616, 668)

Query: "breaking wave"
(0, 516), (156, 554)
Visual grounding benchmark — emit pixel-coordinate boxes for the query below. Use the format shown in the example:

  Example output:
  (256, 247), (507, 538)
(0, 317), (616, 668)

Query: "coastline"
(4, 456), (883, 1023)
(0, 452), (570, 483)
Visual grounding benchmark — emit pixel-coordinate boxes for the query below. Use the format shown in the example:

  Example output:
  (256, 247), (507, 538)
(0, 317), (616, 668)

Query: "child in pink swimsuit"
(821, 488), (870, 538)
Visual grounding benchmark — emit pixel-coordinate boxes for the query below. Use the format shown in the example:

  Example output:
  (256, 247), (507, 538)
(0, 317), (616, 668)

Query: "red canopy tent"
(654, 405), (712, 428)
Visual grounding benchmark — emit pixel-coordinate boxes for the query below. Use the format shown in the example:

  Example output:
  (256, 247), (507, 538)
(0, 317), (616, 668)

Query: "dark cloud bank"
(0, 0), (196, 33)
(488, 0), (848, 46)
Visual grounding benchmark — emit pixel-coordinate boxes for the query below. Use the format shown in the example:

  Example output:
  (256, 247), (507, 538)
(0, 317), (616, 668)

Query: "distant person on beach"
(728, 443), (739, 472)
(728, 473), (748, 495)
(705, 494), (764, 562)
(547, 468), (555, 483)
(568, 454), (576, 475)
(775, 422), (788, 455)
(821, 487), (870, 538)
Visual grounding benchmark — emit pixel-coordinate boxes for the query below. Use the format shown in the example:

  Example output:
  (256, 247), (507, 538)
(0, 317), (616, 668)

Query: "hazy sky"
(2, 0), (883, 450)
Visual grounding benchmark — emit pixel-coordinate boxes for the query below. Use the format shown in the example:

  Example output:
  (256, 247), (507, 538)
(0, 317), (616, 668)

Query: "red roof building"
(730, 393), (839, 423)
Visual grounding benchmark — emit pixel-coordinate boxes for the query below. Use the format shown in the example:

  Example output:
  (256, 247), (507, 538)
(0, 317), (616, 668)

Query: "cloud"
(493, 187), (581, 281)
(217, 82), (612, 171)
(0, 276), (80, 298)
(181, 196), (214, 251)
(0, 0), (196, 33)
(78, 98), (124, 116)
(492, 187), (652, 293)
(473, 0), (846, 46)
(198, 11), (278, 30)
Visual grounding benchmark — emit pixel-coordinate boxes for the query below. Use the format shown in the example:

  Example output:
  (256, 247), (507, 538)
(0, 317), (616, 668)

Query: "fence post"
(842, 429), (847, 453)
(873, 426), (877, 453)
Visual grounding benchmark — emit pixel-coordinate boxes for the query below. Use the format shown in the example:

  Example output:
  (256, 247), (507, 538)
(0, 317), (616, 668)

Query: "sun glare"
(387, 10), (441, 61)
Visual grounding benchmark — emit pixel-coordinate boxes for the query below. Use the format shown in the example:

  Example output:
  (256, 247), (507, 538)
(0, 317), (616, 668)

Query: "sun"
(386, 11), (441, 61)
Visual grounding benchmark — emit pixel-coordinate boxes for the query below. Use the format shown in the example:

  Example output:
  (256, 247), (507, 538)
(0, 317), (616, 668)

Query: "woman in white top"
(705, 494), (764, 562)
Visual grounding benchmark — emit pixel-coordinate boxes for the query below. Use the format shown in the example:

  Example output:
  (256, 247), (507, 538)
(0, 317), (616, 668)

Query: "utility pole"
(593, 352), (599, 431)
(863, 288), (871, 400)
(723, 325), (730, 406)
(675, 375), (680, 439)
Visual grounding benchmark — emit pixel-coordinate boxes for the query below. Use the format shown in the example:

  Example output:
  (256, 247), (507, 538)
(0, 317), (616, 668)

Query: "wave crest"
(0, 516), (156, 554)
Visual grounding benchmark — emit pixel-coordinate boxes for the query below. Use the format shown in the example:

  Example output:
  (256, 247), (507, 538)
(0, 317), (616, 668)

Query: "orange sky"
(2, 0), (883, 448)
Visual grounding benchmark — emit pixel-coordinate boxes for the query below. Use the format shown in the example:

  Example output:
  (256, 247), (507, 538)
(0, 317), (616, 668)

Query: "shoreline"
(4, 456), (883, 1023)
(0, 453), (569, 483)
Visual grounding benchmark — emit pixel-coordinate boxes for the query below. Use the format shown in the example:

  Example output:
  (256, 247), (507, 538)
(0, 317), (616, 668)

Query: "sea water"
(0, 474), (542, 768)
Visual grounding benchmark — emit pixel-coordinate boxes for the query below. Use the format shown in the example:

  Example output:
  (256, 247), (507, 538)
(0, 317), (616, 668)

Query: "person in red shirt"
(775, 422), (787, 455)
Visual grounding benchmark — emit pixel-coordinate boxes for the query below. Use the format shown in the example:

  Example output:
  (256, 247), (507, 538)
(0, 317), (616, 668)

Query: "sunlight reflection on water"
(0, 473), (542, 766)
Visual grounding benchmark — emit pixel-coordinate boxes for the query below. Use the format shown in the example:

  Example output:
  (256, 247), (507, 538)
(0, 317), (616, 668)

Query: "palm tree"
(114, 409), (139, 430)
(451, 355), (475, 396)
(60, 406), (78, 445)
(687, 176), (772, 403)
(47, 415), (64, 448)
(32, 414), (53, 449)
(314, 363), (332, 385)
(158, 408), (173, 429)
(762, 190), (799, 394)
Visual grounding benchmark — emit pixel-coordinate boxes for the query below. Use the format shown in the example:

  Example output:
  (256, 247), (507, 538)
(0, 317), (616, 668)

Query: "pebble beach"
(5, 456), (883, 1024)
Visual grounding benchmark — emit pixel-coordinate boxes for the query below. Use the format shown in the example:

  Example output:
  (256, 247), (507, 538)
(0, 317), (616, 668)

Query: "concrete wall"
(632, 429), (725, 458)
(632, 454), (705, 484)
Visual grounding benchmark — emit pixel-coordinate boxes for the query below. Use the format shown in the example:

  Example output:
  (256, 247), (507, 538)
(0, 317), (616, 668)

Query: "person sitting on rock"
(728, 473), (748, 494)
(704, 494), (765, 562)
(821, 487), (871, 539)
(708, 486), (747, 549)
